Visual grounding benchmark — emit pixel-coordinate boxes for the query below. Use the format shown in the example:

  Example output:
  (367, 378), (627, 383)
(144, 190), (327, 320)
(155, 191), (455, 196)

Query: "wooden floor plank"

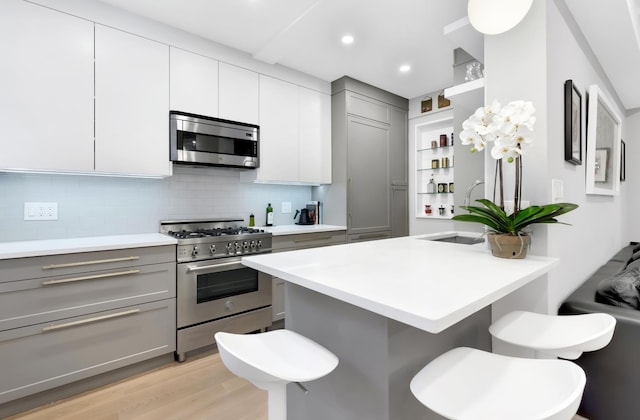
(7, 349), (267, 420)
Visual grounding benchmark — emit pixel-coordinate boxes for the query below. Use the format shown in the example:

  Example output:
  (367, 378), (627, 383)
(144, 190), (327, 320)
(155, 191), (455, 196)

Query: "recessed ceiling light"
(399, 64), (411, 73)
(341, 34), (354, 45)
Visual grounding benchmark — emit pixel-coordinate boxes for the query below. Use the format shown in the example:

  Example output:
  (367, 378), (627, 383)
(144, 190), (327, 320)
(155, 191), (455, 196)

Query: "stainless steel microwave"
(170, 111), (259, 168)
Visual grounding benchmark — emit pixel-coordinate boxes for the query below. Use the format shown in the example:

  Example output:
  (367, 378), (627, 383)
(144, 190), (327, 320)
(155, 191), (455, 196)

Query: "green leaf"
(453, 200), (578, 234)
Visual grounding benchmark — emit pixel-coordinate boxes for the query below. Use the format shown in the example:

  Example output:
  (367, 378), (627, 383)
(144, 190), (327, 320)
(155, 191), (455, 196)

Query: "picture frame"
(585, 84), (622, 195)
(621, 139), (626, 182)
(564, 80), (582, 165)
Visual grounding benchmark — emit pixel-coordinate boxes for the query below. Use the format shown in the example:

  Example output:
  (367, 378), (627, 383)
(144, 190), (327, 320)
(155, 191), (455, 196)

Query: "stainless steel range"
(161, 219), (273, 362)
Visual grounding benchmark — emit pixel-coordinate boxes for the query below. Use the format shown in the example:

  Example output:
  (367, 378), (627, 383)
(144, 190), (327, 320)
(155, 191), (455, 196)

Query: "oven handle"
(186, 261), (244, 273)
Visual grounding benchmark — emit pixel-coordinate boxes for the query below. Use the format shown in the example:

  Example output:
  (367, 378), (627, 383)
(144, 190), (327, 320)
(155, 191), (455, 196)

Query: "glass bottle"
(266, 203), (274, 226)
(427, 177), (436, 193)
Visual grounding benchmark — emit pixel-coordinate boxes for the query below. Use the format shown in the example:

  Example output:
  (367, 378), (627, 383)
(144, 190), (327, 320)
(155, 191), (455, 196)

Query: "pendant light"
(468, 0), (534, 35)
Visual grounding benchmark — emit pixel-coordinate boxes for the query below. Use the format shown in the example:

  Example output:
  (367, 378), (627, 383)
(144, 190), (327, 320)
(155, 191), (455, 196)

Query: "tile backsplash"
(0, 166), (312, 242)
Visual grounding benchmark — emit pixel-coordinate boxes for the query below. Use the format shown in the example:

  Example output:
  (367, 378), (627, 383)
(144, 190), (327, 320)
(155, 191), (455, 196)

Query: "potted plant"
(452, 100), (578, 258)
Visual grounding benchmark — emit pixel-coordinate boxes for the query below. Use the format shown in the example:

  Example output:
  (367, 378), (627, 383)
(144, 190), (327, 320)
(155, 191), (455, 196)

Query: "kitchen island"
(242, 232), (559, 420)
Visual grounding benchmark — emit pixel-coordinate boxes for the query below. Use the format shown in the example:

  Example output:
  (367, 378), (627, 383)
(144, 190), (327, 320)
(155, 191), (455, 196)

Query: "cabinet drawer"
(346, 92), (389, 123)
(0, 299), (176, 404)
(0, 245), (175, 282)
(347, 231), (391, 243)
(0, 262), (175, 331)
(272, 231), (346, 252)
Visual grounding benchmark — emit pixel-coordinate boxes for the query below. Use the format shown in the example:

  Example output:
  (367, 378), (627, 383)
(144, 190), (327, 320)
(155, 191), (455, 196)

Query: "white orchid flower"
(490, 140), (520, 163)
(459, 128), (486, 151)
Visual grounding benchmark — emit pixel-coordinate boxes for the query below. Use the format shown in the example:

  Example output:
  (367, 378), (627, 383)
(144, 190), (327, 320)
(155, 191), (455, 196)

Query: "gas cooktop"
(160, 219), (272, 262)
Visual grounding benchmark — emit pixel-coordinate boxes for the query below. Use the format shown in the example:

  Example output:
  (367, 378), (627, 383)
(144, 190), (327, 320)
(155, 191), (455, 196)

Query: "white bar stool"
(214, 330), (338, 420)
(410, 347), (586, 420)
(489, 311), (616, 359)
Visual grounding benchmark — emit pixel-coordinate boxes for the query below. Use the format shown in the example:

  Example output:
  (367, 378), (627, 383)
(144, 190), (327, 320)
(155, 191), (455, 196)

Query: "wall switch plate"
(503, 200), (530, 216)
(282, 201), (292, 214)
(24, 202), (58, 220)
(551, 179), (564, 202)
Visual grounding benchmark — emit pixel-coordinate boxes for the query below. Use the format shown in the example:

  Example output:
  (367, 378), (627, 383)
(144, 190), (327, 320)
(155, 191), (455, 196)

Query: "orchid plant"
(452, 100), (577, 235)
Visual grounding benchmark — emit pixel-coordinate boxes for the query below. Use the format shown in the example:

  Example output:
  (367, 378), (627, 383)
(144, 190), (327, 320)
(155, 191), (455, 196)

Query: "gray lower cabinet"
(0, 245), (176, 405)
(271, 230), (346, 322)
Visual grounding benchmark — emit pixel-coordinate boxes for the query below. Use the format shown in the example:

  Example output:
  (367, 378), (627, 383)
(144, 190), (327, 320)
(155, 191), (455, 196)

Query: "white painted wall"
(485, 0), (632, 312)
(626, 110), (640, 240)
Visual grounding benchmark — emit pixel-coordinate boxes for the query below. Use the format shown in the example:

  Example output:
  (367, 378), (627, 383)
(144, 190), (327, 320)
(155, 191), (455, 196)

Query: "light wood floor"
(7, 349), (267, 420)
(6, 348), (590, 420)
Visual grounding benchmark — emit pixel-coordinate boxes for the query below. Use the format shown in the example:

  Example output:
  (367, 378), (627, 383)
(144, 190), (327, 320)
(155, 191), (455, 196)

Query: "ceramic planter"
(487, 232), (530, 259)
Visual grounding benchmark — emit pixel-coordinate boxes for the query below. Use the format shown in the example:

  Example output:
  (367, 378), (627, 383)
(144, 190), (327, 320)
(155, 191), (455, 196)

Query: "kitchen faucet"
(464, 180), (485, 207)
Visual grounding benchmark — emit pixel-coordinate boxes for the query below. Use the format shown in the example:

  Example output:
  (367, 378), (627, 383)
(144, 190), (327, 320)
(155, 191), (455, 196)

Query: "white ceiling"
(96, 0), (468, 100)
(96, 0), (640, 109)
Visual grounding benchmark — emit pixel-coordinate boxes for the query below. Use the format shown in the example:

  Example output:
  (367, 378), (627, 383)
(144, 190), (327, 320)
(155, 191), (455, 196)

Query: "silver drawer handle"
(42, 308), (141, 332)
(42, 256), (140, 269)
(187, 261), (242, 272)
(41, 269), (141, 286)
(293, 236), (333, 243)
(357, 233), (388, 240)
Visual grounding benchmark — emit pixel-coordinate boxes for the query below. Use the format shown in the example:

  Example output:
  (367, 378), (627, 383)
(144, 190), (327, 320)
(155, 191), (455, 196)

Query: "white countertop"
(242, 232), (559, 334)
(0, 233), (177, 260)
(262, 224), (346, 236)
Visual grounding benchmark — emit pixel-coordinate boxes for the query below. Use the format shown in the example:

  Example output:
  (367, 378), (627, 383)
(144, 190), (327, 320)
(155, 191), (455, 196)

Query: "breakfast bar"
(242, 232), (559, 419)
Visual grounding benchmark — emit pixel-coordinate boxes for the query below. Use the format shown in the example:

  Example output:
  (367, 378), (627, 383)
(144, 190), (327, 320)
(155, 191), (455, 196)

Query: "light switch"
(552, 179), (564, 202)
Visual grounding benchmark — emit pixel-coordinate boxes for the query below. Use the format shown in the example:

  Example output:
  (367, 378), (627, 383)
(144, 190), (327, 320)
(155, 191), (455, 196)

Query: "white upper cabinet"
(256, 75), (300, 182)
(218, 63), (259, 125)
(169, 47), (219, 117)
(299, 87), (331, 184)
(0, 0), (94, 172)
(95, 25), (171, 177)
(241, 76), (331, 185)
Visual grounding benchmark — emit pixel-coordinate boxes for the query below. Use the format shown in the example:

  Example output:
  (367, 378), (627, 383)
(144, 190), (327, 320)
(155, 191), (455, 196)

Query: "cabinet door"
(347, 116), (390, 234)
(257, 75), (299, 182)
(0, 299), (175, 404)
(95, 25), (171, 176)
(390, 106), (408, 237)
(0, 0), (94, 172)
(219, 63), (259, 125)
(299, 88), (331, 184)
(169, 47), (218, 117)
(389, 105), (408, 183)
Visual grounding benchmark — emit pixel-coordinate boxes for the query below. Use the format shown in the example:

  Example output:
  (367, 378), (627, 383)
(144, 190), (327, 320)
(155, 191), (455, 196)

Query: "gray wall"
(0, 166), (311, 241)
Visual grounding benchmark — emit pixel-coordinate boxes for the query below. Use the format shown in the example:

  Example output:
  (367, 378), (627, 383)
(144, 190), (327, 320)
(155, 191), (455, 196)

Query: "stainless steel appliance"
(170, 111), (259, 168)
(161, 219), (272, 362)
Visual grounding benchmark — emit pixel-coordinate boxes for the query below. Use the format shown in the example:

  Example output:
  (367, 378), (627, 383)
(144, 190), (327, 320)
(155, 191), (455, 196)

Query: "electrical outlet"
(24, 202), (58, 220)
(503, 200), (530, 215)
(282, 202), (292, 214)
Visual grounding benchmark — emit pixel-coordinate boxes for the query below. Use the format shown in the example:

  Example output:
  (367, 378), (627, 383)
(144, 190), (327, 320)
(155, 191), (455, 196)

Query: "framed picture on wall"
(564, 80), (582, 165)
(585, 84), (622, 195)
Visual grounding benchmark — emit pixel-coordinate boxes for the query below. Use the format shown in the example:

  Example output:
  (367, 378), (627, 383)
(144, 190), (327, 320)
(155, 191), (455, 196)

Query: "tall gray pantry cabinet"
(317, 76), (409, 242)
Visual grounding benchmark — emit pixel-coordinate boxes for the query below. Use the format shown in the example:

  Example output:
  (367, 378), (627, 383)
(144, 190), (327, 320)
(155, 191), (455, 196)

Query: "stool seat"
(215, 330), (338, 386)
(489, 311), (616, 359)
(410, 347), (586, 420)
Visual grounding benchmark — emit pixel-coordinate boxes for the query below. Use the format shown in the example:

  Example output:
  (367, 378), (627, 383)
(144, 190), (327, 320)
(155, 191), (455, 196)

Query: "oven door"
(176, 257), (271, 329)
